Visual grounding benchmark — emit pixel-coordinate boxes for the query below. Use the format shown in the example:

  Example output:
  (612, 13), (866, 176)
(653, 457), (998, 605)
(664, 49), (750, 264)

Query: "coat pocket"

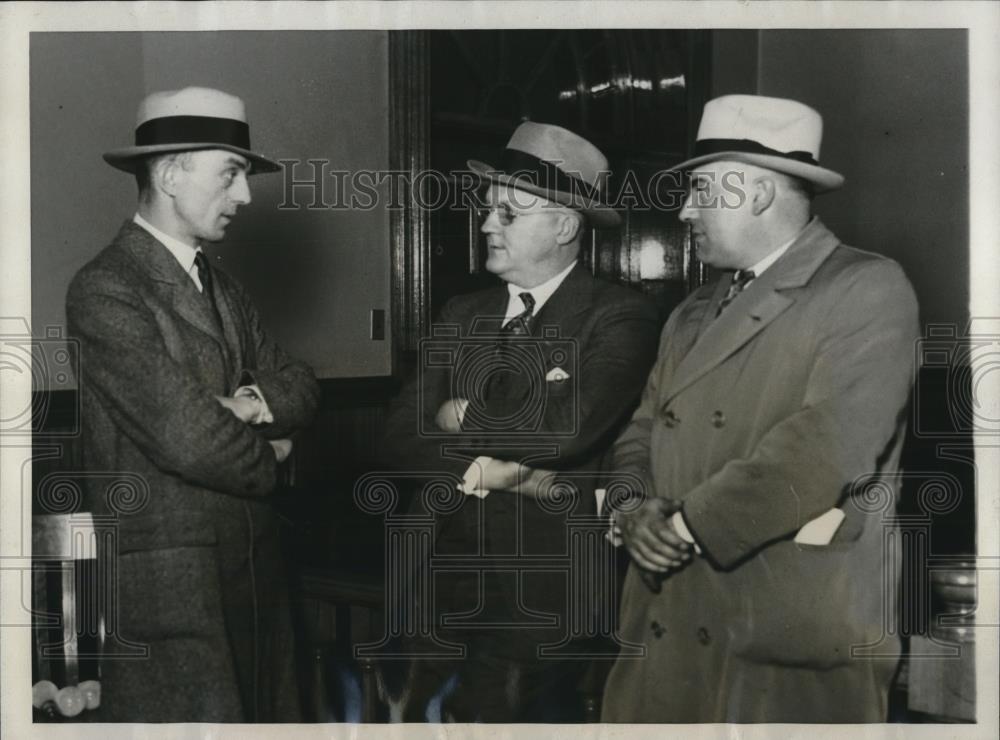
(114, 516), (225, 642)
(730, 534), (888, 669)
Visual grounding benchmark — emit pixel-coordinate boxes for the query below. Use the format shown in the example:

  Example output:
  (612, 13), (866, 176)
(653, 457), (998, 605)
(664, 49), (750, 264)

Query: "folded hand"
(618, 497), (692, 573)
(435, 398), (468, 433)
(215, 394), (258, 424)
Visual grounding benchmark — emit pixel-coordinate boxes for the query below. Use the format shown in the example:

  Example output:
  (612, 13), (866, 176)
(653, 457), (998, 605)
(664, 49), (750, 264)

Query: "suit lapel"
(466, 285), (510, 335)
(466, 263), (593, 337)
(208, 272), (244, 381)
(115, 221), (235, 374)
(664, 218), (841, 402)
(530, 263), (593, 335)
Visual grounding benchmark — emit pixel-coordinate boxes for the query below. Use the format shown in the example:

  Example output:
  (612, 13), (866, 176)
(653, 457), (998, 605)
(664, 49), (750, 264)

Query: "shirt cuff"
(234, 384), (274, 425)
(458, 456), (493, 498)
(454, 398), (469, 427)
(672, 510), (702, 554)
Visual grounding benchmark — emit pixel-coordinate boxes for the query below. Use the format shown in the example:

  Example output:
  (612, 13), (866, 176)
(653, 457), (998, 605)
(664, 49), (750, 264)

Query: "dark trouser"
(401, 636), (586, 723)
(398, 568), (587, 723)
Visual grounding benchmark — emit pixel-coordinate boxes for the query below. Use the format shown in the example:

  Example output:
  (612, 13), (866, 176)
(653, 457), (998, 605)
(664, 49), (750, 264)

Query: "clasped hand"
(617, 497), (692, 572)
(215, 394), (291, 462)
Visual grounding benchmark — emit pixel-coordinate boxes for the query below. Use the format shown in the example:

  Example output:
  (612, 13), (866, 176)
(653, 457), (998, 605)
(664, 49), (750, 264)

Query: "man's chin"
(484, 255), (505, 275)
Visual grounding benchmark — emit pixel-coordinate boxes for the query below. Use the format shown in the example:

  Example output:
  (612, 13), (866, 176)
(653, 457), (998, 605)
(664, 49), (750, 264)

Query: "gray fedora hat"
(103, 86), (281, 174)
(468, 121), (621, 227)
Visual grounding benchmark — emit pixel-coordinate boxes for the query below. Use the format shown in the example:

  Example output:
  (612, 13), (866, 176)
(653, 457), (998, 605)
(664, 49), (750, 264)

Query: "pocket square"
(546, 367), (571, 382)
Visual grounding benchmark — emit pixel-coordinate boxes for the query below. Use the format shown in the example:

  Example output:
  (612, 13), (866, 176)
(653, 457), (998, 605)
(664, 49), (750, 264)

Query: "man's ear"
(555, 211), (583, 245)
(751, 176), (776, 216)
(153, 157), (181, 198)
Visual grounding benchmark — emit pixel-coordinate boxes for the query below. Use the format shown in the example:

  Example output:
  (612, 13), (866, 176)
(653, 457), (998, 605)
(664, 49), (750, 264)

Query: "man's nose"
(480, 208), (501, 234)
(678, 191), (696, 223)
(232, 173), (252, 205)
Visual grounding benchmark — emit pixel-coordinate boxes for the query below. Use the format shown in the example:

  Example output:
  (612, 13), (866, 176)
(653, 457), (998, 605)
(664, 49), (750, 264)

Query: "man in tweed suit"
(66, 87), (319, 721)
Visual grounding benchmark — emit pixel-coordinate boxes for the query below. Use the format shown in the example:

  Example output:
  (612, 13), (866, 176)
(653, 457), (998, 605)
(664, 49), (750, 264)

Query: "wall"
(30, 31), (391, 384)
(710, 29), (969, 328)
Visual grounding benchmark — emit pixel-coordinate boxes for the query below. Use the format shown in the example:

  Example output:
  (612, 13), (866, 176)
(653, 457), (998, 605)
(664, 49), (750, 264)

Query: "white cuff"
(672, 511), (702, 554)
(235, 384), (274, 424)
(458, 456), (492, 498)
(454, 398), (469, 427)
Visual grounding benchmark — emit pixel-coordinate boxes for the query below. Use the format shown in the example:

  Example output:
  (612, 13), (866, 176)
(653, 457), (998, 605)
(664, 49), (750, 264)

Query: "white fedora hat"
(103, 86), (281, 174)
(671, 95), (844, 192)
(468, 121), (621, 227)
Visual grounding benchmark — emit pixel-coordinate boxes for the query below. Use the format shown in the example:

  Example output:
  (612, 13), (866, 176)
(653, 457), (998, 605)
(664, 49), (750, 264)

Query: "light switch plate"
(370, 309), (385, 340)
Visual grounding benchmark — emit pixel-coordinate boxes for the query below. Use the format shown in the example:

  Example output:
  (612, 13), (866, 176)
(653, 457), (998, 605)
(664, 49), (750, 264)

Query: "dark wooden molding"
(389, 31), (430, 366)
(685, 30), (713, 291)
(316, 376), (401, 407)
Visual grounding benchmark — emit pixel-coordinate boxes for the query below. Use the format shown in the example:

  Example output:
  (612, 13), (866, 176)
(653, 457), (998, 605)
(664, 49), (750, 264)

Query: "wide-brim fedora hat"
(103, 86), (281, 175)
(671, 95), (845, 193)
(468, 122), (621, 227)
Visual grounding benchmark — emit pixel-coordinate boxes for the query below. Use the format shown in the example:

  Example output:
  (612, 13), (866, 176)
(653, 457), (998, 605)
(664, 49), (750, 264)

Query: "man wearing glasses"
(380, 122), (660, 722)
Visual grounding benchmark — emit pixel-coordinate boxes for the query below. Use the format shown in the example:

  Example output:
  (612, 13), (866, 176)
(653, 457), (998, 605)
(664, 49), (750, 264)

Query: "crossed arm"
(67, 268), (318, 496)
(381, 291), (661, 484)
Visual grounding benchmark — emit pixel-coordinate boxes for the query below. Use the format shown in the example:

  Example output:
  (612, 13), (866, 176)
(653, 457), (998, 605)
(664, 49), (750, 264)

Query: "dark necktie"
(480, 292), (536, 408)
(716, 269), (756, 317)
(501, 292), (536, 337)
(194, 250), (225, 331)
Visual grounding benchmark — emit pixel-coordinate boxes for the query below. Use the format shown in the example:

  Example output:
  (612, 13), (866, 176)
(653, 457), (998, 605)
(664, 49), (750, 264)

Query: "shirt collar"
(506, 260), (577, 315)
(133, 212), (201, 278)
(747, 217), (815, 278)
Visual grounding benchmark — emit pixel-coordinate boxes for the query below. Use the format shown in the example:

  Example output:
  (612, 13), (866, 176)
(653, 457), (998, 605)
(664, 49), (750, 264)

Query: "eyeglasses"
(476, 202), (569, 227)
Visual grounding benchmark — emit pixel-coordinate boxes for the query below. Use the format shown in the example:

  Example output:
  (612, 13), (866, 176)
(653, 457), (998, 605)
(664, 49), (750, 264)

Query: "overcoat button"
(660, 404), (679, 428)
(650, 620), (665, 638)
(697, 627), (711, 645)
(711, 410), (725, 428)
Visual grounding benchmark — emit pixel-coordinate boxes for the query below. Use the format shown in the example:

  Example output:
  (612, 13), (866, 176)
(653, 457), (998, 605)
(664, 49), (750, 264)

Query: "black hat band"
(497, 148), (603, 203)
(694, 138), (819, 166)
(135, 115), (252, 150)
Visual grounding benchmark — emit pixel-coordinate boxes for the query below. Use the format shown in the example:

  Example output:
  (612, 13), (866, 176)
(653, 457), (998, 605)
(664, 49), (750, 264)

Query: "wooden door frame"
(388, 30), (712, 367)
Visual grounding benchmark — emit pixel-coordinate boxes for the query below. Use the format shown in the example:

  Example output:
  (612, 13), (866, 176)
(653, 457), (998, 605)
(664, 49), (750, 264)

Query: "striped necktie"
(501, 292), (536, 337)
(716, 269), (756, 317)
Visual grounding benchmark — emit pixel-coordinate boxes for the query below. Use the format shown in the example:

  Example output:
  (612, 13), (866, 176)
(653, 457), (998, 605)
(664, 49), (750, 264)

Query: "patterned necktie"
(481, 292), (536, 406)
(501, 292), (536, 337)
(194, 251), (225, 331)
(715, 269), (756, 317)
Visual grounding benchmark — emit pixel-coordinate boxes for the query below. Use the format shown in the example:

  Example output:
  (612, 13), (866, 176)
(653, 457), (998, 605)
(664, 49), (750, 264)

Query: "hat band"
(694, 138), (819, 166)
(135, 115), (251, 150)
(499, 148), (601, 203)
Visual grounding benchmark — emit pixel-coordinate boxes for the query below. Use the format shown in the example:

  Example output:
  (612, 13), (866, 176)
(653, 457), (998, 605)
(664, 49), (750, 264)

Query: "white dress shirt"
(501, 259), (578, 325)
(133, 212), (204, 291)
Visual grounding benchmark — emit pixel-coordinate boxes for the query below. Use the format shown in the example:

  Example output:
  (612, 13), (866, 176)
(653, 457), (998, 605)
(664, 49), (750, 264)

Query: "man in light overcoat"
(601, 95), (920, 722)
